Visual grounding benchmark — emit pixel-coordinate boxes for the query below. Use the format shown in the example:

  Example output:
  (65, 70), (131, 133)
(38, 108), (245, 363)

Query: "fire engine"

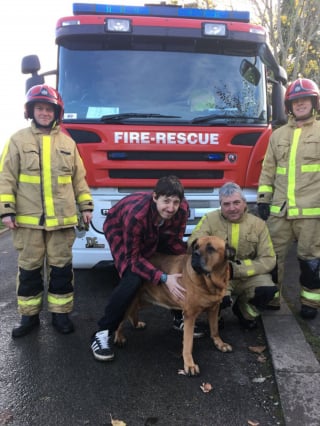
(22, 2), (287, 268)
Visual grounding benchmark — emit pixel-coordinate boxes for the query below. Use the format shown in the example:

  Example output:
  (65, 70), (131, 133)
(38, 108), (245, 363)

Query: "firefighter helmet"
(284, 78), (320, 114)
(24, 85), (64, 122)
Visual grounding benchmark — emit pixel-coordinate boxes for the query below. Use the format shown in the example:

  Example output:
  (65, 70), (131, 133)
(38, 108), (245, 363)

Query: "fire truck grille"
(109, 170), (223, 179)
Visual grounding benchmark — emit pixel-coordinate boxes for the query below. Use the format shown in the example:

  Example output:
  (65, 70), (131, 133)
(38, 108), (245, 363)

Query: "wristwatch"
(160, 273), (168, 283)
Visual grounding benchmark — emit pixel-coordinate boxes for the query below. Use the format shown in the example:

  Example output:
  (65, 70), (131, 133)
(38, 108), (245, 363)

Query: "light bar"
(73, 3), (250, 23)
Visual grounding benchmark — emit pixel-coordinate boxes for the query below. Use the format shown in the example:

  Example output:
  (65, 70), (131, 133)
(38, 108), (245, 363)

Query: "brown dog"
(114, 235), (235, 376)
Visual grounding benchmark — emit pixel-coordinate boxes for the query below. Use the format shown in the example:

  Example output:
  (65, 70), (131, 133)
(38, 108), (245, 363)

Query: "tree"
(249, 0), (320, 84)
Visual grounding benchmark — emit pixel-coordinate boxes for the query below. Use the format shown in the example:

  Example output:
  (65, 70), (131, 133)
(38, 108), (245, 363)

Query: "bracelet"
(160, 273), (168, 283)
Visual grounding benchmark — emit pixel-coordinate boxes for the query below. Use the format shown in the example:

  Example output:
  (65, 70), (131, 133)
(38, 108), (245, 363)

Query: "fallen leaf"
(247, 420), (260, 426)
(248, 345), (266, 354)
(257, 354), (266, 363)
(252, 377), (266, 383)
(200, 382), (213, 393)
(110, 414), (126, 426)
(0, 410), (14, 424)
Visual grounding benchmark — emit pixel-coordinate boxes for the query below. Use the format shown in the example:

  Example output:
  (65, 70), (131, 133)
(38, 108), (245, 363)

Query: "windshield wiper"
(191, 114), (264, 124)
(101, 113), (181, 122)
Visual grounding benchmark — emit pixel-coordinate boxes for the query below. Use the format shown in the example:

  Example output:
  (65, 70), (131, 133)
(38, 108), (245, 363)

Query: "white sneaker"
(91, 330), (114, 361)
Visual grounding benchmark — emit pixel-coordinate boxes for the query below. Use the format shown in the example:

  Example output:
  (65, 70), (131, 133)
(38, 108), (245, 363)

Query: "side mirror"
(240, 59), (261, 86)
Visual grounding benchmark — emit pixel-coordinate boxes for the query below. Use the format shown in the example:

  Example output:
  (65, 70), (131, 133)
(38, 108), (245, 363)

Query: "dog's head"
(191, 236), (236, 277)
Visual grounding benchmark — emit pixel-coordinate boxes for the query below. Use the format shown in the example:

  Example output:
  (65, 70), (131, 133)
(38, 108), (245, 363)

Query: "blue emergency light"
(73, 3), (250, 23)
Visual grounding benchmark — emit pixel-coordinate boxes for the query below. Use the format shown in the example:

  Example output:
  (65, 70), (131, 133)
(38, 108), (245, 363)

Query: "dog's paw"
(214, 339), (233, 353)
(184, 363), (200, 377)
(134, 321), (146, 329)
(114, 334), (127, 347)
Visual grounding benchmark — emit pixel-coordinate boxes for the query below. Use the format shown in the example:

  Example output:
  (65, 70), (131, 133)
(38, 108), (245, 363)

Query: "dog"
(114, 235), (235, 376)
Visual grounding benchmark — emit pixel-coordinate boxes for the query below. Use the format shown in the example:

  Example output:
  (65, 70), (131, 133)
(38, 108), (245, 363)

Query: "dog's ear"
(225, 244), (236, 261)
(191, 238), (198, 251)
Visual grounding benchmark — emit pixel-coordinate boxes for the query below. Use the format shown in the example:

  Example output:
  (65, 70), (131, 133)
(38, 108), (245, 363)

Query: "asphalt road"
(0, 229), (285, 426)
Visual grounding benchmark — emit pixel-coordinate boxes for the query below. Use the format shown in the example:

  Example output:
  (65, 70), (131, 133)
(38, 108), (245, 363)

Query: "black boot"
(250, 286), (278, 310)
(232, 301), (257, 330)
(300, 305), (317, 320)
(12, 314), (40, 338)
(52, 313), (74, 334)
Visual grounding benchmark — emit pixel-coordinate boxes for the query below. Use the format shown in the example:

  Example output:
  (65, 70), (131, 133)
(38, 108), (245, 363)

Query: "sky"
(0, 0), (251, 154)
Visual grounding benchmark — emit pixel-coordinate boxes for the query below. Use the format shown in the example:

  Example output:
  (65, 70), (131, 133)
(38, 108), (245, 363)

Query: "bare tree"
(249, 0), (320, 83)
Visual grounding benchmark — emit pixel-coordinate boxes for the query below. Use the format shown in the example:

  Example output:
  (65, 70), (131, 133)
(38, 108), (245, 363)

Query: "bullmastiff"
(114, 235), (235, 376)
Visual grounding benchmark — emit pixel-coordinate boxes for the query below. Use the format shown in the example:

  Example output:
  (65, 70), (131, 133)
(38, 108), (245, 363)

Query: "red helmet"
(24, 84), (64, 122)
(284, 78), (320, 114)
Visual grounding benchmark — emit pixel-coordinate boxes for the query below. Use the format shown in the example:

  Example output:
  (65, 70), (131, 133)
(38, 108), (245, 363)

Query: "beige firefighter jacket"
(0, 122), (93, 230)
(188, 209), (276, 280)
(257, 115), (320, 219)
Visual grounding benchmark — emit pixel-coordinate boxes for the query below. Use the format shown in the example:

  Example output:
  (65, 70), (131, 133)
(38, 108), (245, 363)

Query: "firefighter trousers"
(229, 273), (276, 321)
(12, 227), (76, 315)
(267, 216), (320, 309)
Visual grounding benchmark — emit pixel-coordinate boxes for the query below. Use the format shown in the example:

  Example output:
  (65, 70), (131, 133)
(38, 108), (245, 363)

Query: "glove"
(257, 203), (270, 221)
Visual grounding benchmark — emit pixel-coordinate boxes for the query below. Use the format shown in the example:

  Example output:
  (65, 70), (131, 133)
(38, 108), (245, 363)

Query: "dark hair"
(154, 175), (184, 201)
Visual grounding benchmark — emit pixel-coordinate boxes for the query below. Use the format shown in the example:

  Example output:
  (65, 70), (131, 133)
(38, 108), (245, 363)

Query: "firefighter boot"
(12, 314), (40, 338)
(52, 313), (74, 334)
(232, 300), (257, 330)
(249, 286), (278, 310)
(300, 305), (317, 320)
(299, 258), (320, 320)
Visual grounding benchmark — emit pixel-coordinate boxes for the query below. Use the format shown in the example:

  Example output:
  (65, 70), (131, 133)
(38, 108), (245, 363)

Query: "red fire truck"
(22, 2), (287, 268)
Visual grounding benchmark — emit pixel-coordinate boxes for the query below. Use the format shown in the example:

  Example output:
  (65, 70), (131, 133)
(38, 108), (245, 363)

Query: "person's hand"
(257, 203), (270, 221)
(2, 215), (18, 229)
(81, 210), (93, 229)
(164, 274), (186, 300)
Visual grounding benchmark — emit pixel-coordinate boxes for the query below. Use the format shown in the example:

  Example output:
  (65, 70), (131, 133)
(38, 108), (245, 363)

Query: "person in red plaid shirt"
(90, 175), (204, 362)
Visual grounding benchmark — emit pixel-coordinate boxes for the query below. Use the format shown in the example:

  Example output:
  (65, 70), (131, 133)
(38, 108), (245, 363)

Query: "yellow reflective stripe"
(302, 208), (320, 215)
(258, 185), (273, 193)
(0, 139), (10, 172)
(276, 166), (286, 175)
(19, 174), (41, 184)
(288, 208), (299, 217)
(301, 289), (320, 302)
(63, 215), (77, 225)
(245, 303), (259, 318)
(77, 193), (92, 203)
(301, 164), (320, 172)
(46, 218), (59, 227)
(270, 205), (281, 213)
(18, 296), (42, 307)
(58, 175), (72, 184)
(287, 128), (301, 207)
(0, 194), (15, 202)
(47, 294), (73, 305)
(243, 259), (255, 276)
(42, 135), (55, 217)
(16, 215), (39, 225)
(267, 232), (275, 256)
(193, 214), (207, 232)
(231, 223), (239, 252)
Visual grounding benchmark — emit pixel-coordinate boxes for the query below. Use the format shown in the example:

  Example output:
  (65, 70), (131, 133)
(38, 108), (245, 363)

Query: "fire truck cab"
(22, 3), (287, 268)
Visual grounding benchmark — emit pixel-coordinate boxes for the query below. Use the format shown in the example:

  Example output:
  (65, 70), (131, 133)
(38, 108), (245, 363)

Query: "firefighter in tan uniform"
(0, 85), (93, 337)
(257, 78), (320, 319)
(189, 182), (277, 329)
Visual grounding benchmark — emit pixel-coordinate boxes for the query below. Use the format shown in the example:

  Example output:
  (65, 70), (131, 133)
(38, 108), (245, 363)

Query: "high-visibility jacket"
(188, 209), (276, 279)
(0, 122), (93, 229)
(257, 115), (320, 219)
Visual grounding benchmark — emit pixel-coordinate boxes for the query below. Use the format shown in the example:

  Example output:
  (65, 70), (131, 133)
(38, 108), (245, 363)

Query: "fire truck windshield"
(59, 48), (267, 125)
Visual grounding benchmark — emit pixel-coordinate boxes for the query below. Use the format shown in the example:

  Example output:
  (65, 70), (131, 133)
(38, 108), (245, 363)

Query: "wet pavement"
(1, 229), (320, 425)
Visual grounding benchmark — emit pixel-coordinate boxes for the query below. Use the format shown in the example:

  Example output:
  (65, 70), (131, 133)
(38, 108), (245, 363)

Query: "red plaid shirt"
(103, 192), (189, 284)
